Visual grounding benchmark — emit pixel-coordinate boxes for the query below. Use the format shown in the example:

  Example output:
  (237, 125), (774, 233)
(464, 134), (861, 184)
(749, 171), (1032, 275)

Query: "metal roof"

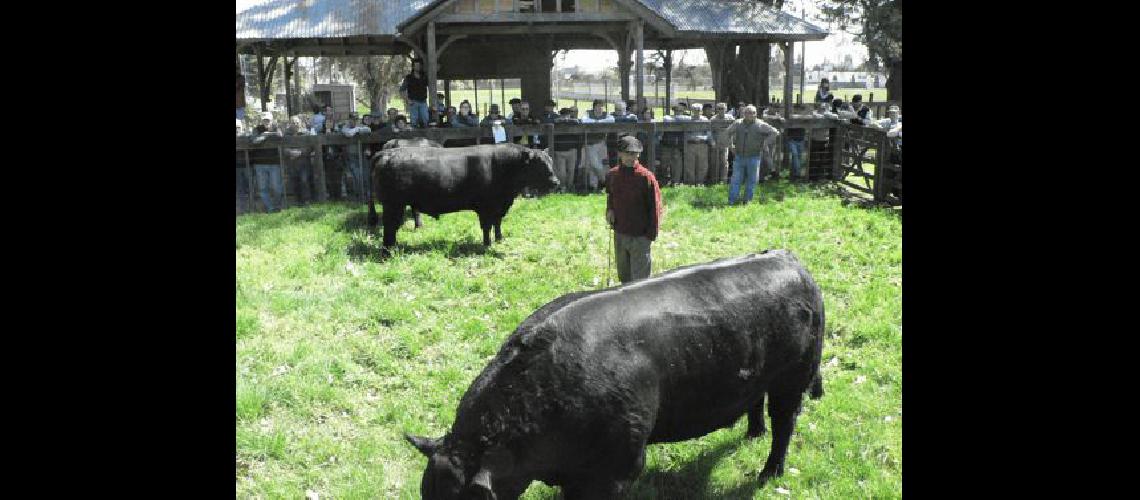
(236, 0), (826, 41)
(634, 0), (827, 37)
(235, 0), (441, 40)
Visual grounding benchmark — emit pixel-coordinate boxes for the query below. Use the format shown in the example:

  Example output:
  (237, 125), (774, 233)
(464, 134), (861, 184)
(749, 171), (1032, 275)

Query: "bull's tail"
(808, 298), (826, 400)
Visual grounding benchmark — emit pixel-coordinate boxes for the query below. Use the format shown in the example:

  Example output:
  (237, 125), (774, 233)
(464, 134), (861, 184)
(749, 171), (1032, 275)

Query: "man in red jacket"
(605, 135), (664, 283)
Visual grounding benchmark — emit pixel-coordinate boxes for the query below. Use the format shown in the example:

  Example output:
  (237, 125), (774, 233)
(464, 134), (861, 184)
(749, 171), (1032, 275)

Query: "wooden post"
(663, 49), (672, 112)
(427, 22), (439, 126)
(284, 57), (293, 116)
(831, 123), (844, 180)
(278, 143), (289, 209)
(313, 137), (328, 201)
(500, 78), (505, 109)
(255, 45), (267, 112)
(635, 21), (644, 110)
(803, 124), (813, 181)
(244, 149), (255, 212)
(783, 42), (794, 176)
(356, 141), (365, 203)
(543, 123), (555, 152)
(444, 79), (451, 108)
(646, 121), (657, 175)
(874, 133), (889, 202)
(293, 54), (301, 112)
(474, 79), (479, 115)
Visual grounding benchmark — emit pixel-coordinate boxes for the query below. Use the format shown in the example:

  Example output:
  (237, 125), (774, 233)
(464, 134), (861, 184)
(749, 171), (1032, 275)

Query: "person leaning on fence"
(580, 100), (614, 192)
(540, 99), (559, 124)
(236, 71), (247, 121)
(251, 112), (286, 212)
(511, 100), (541, 145)
(814, 78), (834, 104)
(680, 103), (712, 185)
(877, 105), (901, 130)
(611, 100), (638, 123)
(709, 103), (735, 185)
(508, 98), (523, 123)
(605, 135), (663, 284)
(338, 113), (373, 202)
(282, 118), (318, 205)
(551, 108), (582, 192)
(451, 100), (479, 128)
(661, 103), (692, 186)
(400, 59), (430, 128)
(723, 105), (780, 205)
(481, 103), (506, 126)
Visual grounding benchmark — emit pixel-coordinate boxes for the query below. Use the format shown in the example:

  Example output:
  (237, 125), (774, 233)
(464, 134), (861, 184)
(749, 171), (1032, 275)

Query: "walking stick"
(604, 226), (613, 288)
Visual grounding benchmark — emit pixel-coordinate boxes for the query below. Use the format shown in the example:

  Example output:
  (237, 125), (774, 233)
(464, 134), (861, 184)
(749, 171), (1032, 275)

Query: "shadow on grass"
(339, 207), (426, 234)
(347, 236), (502, 263)
(625, 435), (765, 500)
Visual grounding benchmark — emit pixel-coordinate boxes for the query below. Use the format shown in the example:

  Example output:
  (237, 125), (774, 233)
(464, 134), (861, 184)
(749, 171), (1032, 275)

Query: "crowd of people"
(237, 62), (900, 214)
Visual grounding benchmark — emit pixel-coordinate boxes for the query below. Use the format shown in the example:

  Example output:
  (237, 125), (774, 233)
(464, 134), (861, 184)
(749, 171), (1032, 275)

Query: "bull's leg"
(757, 388), (804, 485)
(381, 202), (404, 250)
(494, 218), (503, 242)
(412, 209), (423, 229)
(747, 392), (767, 438)
(367, 200), (379, 228)
(491, 478), (529, 500)
(477, 211), (493, 246)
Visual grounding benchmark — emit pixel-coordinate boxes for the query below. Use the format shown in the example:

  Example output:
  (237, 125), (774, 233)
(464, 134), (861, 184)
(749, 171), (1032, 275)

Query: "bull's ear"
(404, 433), (443, 457)
(462, 468), (495, 499)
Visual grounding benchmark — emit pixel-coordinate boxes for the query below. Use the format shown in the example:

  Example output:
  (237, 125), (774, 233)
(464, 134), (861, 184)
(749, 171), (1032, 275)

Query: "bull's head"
(406, 434), (498, 500)
(522, 148), (559, 195)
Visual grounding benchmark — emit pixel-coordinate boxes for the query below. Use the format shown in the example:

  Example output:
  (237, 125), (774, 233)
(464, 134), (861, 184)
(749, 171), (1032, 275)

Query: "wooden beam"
(436, 12), (635, 23)
(436, 34), (468, 58)
(635, 20), (644, 112)
(400, 0), (462, 38)
(436, 23), (630, 35)
(427, 22), (439, 125)
(783, 41), (793, 124)
(592, 32), (620, 52)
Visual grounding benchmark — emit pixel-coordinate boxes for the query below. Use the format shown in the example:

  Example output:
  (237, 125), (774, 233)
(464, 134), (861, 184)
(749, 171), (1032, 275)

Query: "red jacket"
(605, 161), (663, 241)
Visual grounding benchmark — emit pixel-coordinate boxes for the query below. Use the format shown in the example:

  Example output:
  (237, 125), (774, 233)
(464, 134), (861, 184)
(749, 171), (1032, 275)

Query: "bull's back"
(556, 252), (823, 442)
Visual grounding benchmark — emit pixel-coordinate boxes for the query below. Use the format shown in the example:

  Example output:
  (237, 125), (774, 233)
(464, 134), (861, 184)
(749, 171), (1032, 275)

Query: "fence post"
(803, 125), (813, 182)
(314, 136), (328, 201)
(356, 140), (365, 204)
(278, 143), (289, 209)
(831, 123), (844, 180)
(244, 148), (255, 212)
(873, 132), (889, 202)
(543, 123), (555, 152)
(646, 121), (657, 175)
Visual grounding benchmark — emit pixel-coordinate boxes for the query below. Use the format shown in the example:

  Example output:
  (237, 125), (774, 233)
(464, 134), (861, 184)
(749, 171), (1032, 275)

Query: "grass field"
(236, 182), (901, 498)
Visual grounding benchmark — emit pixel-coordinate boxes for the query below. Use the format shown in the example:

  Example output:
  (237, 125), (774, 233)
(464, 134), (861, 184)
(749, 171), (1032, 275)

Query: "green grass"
(236, 182), (901, 498)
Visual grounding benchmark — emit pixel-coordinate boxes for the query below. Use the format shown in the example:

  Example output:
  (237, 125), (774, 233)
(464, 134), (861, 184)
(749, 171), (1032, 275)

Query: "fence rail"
(236, 118), (901, 214)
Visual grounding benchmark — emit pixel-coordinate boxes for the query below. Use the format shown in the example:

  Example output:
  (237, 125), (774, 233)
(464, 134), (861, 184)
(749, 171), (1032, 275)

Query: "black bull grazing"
(368, 143), (559, 248)
(406, 250), (826, 499)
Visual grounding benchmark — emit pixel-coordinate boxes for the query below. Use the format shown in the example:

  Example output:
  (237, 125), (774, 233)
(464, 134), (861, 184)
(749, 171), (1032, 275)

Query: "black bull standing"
(406, 250), (826, 499)
(368, 143), (559, 248)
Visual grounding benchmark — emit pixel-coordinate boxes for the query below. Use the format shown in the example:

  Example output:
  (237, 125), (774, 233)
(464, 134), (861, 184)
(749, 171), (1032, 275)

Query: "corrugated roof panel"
(634, 0), (827, 36)
(236, 0), (440, 40)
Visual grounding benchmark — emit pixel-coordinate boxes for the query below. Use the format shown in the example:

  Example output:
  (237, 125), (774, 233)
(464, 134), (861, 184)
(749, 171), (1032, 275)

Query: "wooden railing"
(236, 117), (901, 213)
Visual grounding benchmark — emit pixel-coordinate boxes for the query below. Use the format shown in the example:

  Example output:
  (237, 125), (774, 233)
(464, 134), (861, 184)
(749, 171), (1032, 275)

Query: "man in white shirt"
(683, 103), (712, 185)
(340, 113), (372, 201)
(709, 103), (735, 185)
(580, 100), (614, 191)
(877, 105), (901, 130)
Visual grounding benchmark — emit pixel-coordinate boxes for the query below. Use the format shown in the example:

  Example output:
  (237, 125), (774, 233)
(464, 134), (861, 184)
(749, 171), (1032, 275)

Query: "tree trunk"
(886, 59), (902, 102)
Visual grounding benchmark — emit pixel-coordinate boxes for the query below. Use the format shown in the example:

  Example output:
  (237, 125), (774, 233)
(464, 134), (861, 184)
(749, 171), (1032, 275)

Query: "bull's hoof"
(379, 246), (393, 259)
(746, 424), (767, 438)
(757, 465), (784, 486)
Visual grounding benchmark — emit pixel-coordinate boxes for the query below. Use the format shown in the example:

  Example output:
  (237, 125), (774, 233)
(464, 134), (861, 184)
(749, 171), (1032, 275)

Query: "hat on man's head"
(617, 135), (643, 153)
(509, 98), (522, 105)
(559, 107), (573, 115)
(545, 99), (557, 107)
(888, 105), (901, 113)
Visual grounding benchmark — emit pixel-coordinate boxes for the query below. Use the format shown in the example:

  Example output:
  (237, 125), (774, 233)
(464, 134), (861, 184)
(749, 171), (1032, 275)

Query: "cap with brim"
(617, 136), (643, 153)
(888, 105), (900, 113)
(546, 99), (557, 107)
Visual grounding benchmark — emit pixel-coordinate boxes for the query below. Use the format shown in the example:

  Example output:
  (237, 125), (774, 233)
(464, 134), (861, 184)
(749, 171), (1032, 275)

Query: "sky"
(555, 0), (869, 73)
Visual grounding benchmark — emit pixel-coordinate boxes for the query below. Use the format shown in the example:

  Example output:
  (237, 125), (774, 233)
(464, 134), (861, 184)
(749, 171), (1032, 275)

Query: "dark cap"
(545, 99), (557, 107)
(509, 98), (522, 104)
(617, 135), (643, 153)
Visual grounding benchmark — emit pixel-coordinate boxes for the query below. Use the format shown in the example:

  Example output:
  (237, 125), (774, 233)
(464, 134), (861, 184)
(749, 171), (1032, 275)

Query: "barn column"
(783, 41), (793, 119)
(284, 56), (294, 116)
(634, 20), (644, 112)
(618, 48), (630, 103)
(663, 49), (672, 112)
(427, 22), (439, 124)
(255, 45), (267, 112)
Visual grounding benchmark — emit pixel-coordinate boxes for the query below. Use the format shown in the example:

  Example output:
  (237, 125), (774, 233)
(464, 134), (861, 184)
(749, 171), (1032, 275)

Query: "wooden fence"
(235, 118), (901, 214)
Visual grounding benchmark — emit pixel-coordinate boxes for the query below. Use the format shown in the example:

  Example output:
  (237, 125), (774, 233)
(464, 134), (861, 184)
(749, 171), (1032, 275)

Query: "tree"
(329, 55), (410, 114)
(818, 0), (902, 100)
